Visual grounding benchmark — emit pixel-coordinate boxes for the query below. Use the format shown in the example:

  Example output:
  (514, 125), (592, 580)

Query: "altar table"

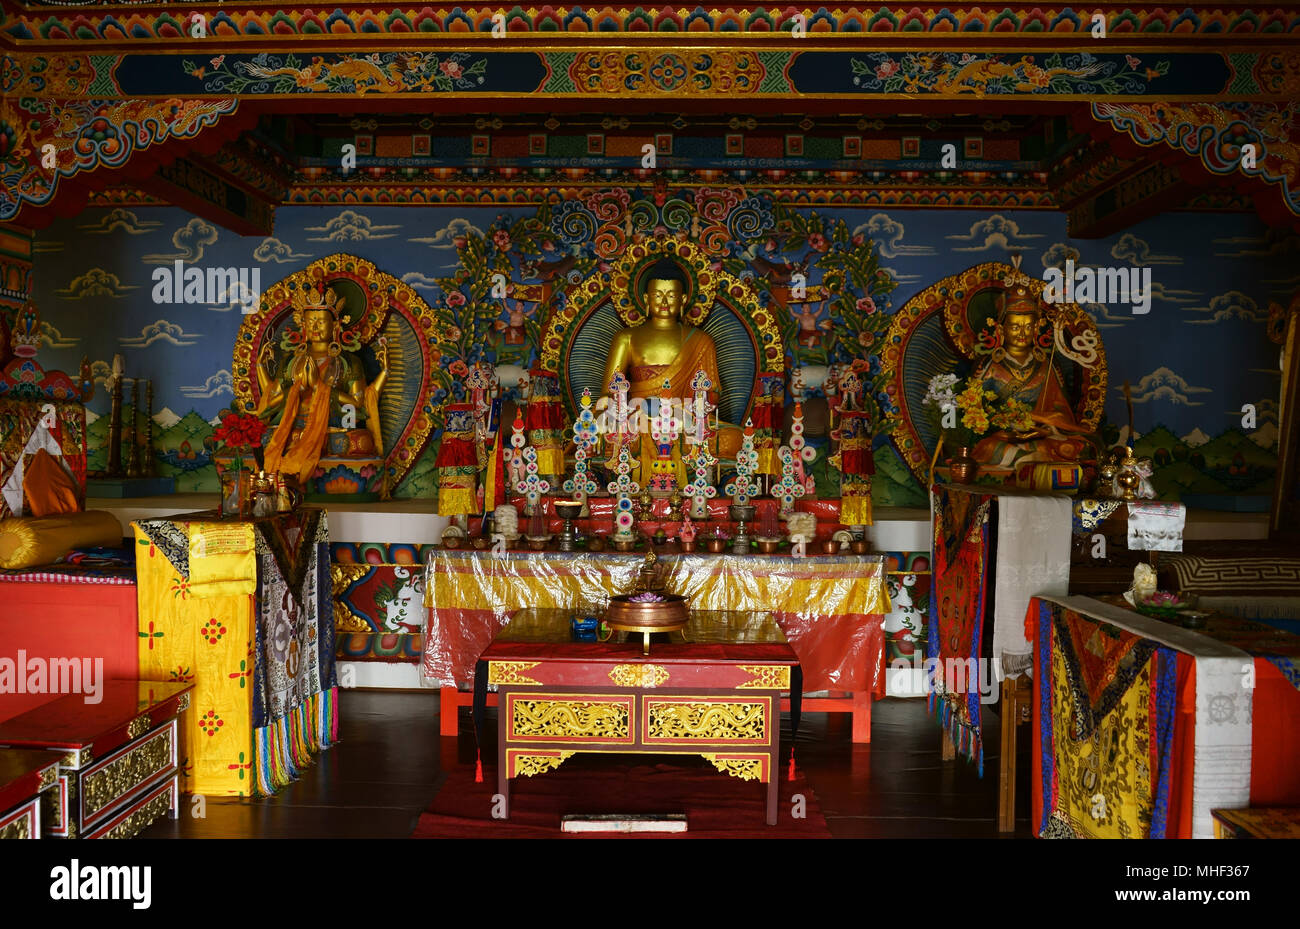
(478, 609), (800, 825)
(424, 547), (888, 740)
(1029, 595), (1300, 839)
(132, 509), (337, 796)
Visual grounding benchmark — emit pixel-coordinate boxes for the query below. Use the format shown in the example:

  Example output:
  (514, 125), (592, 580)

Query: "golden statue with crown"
(253, 284), (388, 492)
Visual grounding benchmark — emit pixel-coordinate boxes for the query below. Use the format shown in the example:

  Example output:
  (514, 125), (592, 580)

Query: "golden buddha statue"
(600, 261), (742, 479)
(971, 279), (1091, 472)
(254, 286), (388, 486)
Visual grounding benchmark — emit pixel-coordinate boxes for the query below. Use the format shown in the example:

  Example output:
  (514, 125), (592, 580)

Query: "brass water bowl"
(526, 536), (551, 551)
(850, 540), (870, 555)
(611, 536), (637, 552)
(705, 537), (729, 553)
(755, 537), (782, 554)
(821, 539), (841, 555)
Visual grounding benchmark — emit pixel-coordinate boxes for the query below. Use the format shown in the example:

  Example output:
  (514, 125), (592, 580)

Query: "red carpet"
(412, 754), (830, 838)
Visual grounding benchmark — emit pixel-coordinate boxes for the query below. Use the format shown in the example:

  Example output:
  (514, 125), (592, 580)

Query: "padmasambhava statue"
(254, 286), (388, 486)
(600, 260), (742, 479)
(972, 277), (1090, 471)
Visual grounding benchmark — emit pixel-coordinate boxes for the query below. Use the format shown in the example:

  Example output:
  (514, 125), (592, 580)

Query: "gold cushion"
(0, 511), (123, 570)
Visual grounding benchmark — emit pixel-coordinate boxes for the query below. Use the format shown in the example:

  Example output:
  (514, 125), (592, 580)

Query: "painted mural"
(26, 200), (1292, 505)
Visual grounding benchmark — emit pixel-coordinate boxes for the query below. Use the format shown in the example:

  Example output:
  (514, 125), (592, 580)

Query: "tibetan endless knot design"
(702, 754), (766, 781)
(82, 727), (173, 820)
(736, 665), (791, 689)
(489, 661), (542, 686)
(646, 701), (767, 741)
(608, 664), (670, 688)
(512, 752), (575, 778)
(511, 699), (630, 739)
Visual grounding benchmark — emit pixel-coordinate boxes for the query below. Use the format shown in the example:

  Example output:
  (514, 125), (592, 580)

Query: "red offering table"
(478, 609), (800, 826)
(0, 680), (192, 839)
(428, 547), (887, 742)
(0, 749), (60, 839)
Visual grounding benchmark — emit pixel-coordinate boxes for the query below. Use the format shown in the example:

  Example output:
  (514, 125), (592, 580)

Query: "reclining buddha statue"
(254, 285), (388, 489)
(599, 259), (742, 483)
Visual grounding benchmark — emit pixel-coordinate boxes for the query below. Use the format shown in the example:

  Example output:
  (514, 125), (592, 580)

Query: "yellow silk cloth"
(134, 523), (256, 796)
(1046, 635), (1155, 838)
(264, 377), (331, 485)
(840, 495), (872, 527)
(423, 549), (891, 691)
(188, 522), (257, 598)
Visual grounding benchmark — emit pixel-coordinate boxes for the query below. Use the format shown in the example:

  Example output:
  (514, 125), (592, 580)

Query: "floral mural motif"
(185, 52), (488, 95)
(852, 52), (1169, 96)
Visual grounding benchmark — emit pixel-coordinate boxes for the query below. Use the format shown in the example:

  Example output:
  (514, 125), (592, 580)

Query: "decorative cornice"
(4, 5), (1300, 43)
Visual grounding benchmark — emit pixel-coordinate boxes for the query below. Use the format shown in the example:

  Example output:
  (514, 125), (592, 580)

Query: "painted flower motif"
(492, 229), (512, 251)
(445, 326), (462, 341)
(445, 291), (466, 308)
(876, 60), (901, 79)
(807, 233), (828, 252)
(201, 618), (227, 645)
(200, 710), (224, 737)
(440, 60), (464, 80)
(856, 295), (876, 313)
(449, 359), (470, 378)
(452, 235), (468, 249)
(851, 233), (865, 247)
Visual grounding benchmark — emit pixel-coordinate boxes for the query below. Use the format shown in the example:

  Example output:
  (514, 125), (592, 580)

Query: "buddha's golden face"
(1002, 311), (1038, 356)
(646, 278), (685, 321)
(303, 308), (334, 342)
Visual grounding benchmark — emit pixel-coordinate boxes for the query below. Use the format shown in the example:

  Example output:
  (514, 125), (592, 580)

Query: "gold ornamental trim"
(127, 713), (152, 741)
(510, 697), (631, 740)
(608, 664), (670, 688)
(489, 661), (543, 686)
(736, 665), (791, 689)
(331, 564), (373, 633)
(82, 726), (174, 822)
(0, 804), (34, 840)
(38, 765), (58, 792)
(645, 700), (767, 741)
(702, 754), (767, 782)
(63, 748), (91, 769)
(96, 785), (175, 840)
(42, 783), (64, 833)
(177, 692), (192, 713)
(510, 750), (575, 778)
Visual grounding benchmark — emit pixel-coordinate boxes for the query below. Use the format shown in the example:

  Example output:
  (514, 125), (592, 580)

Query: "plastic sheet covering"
(423, 549), (890, 692)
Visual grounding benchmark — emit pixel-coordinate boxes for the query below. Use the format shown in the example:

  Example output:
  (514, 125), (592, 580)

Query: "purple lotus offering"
(629, 592), (666, 603)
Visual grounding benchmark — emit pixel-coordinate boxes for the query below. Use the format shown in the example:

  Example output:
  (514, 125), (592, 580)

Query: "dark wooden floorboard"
(140, 689), (1035, 838)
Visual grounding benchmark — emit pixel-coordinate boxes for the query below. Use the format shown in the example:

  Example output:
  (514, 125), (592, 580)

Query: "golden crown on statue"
(289, 284), (344, 330)
(10, 301), (41, 359)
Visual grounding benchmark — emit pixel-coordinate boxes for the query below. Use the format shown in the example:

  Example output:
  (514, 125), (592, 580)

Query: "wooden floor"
(141, 689), (1035, 838)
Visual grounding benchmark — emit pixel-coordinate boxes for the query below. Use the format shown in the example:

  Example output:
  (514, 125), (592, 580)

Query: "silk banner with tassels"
(926, 486), (992, 774)
(134, 508), (337, 797)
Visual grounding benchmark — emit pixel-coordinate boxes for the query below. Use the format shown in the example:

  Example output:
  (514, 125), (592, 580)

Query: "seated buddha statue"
(599, 260), (742, 482)
(970, 280), (1091, 473)
(254, 286), (388, 487)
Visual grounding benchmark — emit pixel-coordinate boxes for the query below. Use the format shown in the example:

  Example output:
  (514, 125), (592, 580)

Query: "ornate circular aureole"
(881, 261), (1108, 484)
(231, 254), (446, 492)
(538, 235), (783, 421)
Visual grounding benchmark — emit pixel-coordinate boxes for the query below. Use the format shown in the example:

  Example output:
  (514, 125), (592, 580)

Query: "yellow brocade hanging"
(134, 526), (255, 796)
(1048, 638), (1155, 838)
(188, 522), (256, 598)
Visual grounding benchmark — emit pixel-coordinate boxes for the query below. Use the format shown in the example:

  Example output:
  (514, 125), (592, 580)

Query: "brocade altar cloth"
(1029, 595), (1300, 838)
(423, 548), (888, 693)
(132, 509), (337, 796)
(927, 485), (1072, 773)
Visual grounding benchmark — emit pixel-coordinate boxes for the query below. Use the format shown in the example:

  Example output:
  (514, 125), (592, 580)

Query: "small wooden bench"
(0, 680), (192, 838)
(0, 749), (61, 839)
(1212, 807), (1300, 839)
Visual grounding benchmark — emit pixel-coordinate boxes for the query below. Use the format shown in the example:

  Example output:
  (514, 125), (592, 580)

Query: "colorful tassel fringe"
(253, 686), (338, 796)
